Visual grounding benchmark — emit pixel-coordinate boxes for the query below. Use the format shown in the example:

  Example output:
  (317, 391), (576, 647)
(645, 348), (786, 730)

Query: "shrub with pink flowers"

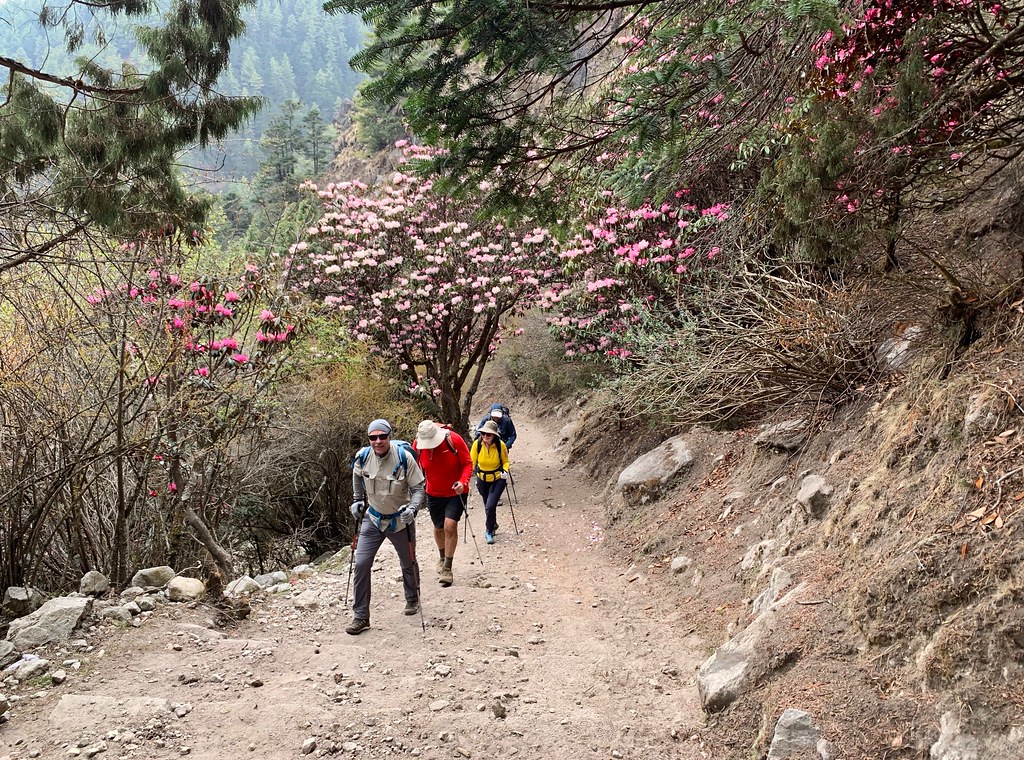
(544, 190), (731, 364)
(82, 236), (300, 580)
(291, 144), (560, 431)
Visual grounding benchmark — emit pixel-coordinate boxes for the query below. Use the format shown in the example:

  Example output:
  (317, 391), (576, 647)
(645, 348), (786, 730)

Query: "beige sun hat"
(415, 419), (445, 450)
(478, 420), (501, 436)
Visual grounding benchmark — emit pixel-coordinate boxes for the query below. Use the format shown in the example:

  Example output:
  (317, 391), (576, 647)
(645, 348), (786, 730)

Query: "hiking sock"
(443, 557), (453, 571)
(438, 548), (446, 561)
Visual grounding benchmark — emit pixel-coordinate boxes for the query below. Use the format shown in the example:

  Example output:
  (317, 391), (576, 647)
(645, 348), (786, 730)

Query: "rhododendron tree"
(544, 190), (733, 363)
(771, 0), (1024, 266)
(290, 145), (560, 432)
(80, 236), (300, 582)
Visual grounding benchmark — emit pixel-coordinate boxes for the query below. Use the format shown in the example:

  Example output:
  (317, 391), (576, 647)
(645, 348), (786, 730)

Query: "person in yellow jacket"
(470, 420), (510, 544)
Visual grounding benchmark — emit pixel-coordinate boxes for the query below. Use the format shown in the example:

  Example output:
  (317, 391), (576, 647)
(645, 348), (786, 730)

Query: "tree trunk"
(182, 504), (235, 582)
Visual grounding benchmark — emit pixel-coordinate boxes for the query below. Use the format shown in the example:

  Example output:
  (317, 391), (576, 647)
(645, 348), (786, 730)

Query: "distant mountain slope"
(2, 0), (366, 179)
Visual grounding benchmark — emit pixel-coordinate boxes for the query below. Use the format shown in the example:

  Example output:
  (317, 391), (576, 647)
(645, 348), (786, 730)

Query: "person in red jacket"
(414, 420), (473, 587)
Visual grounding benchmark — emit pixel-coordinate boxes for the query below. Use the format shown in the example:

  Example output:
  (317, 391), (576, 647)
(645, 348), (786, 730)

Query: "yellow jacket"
(470, 438), (510, 483)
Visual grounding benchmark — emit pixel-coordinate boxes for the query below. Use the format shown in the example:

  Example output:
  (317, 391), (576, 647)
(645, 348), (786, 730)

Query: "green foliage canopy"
(1, 0), (262, 273)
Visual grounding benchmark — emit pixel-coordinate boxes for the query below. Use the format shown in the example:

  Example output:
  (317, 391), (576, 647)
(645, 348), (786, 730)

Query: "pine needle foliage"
(1, 0), (264, 274)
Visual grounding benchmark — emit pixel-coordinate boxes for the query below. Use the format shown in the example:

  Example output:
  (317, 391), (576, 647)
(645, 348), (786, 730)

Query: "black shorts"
(426, 494), (464, 528)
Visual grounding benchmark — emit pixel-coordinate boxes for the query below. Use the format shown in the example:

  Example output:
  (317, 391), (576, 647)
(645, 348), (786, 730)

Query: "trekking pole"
(460, 493), (483, 566)
(506, 473), (521, 535)
(406, 525), (426, 634)
(343, 503), (366, 608)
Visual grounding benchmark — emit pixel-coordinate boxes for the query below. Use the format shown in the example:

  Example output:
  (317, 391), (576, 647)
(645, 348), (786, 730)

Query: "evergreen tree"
(301, 107), (334, 176)
(0, 0), (263, 273)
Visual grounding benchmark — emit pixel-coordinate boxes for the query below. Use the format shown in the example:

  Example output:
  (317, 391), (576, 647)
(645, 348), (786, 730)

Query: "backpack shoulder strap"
(444, 433), (457, 455)
(391, 442), (409, 478)
(353, 446), (371, 471)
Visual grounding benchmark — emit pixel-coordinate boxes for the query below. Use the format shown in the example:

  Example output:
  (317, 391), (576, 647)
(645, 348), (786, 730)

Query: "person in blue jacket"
(476, 403), (517, 449)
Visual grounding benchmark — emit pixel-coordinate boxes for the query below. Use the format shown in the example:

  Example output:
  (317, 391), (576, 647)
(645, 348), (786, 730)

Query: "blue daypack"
(353, 440), (418, 479)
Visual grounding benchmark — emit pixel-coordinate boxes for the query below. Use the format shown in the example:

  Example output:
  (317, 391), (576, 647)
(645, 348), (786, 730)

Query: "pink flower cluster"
(545, 191), (730, 362)
(292, 146), (561, 394)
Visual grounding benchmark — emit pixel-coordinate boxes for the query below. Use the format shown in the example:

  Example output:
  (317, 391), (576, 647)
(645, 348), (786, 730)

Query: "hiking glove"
(398, 505), (417, 526)
(350, 500), (364, 520)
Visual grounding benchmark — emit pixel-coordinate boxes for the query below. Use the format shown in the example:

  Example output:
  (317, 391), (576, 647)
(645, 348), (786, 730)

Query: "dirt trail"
(2, 414), (706, 759)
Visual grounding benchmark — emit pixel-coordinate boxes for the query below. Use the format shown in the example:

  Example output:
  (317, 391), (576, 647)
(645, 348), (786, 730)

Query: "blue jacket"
(477, 402), (517, 449)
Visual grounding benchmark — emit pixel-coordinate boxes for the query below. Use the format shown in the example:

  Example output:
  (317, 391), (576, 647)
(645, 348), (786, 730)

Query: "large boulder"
(2, 587), (44, 617)
(6, 596), (93, 649)
(616, 434), (694, 500)
(697, 584), (805, 713)
(0, 640), (19, 669)
(767, 708), (821, 759)
(130, 566), (175, 589)
(166, 576), (206, 602)
(79, 570), (110, 597)
(225, 576), (262, 597)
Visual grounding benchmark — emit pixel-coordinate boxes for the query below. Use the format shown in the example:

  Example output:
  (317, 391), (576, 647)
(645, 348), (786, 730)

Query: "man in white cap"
(347, 418), (425, 635)
(413, 419), (473, 587)
(476, 403), (517, 449)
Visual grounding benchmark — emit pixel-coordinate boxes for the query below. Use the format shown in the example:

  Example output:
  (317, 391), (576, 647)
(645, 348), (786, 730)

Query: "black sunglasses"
(368, 433), (390, 441)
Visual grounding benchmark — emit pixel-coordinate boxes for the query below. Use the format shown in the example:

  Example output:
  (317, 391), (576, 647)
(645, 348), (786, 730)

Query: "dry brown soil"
(1, 416), (708, 760)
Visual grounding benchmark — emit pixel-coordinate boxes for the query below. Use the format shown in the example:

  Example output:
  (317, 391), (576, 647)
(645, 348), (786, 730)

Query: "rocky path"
(1, 415), (706, 759)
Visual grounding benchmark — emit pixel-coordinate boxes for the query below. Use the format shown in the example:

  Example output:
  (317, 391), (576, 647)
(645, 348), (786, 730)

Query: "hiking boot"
(485, 531), (494, 545)
(404, 598), (420, 616)
(345, 618), (370, 635)
(436, 557), (446, 573)
(438, 565), (454, 587)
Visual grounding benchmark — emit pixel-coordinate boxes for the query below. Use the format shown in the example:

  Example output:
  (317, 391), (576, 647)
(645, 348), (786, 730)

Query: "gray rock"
(876, 324), (924, 371)
(12, 656), (50, 682)
(130, 566), (175, 589)
(755, 420), (808, 452)
(670, 556), (693, 575)
(930, 711), (1024, 759)
(135, 596), (158, 612)
(0, 640), (18, 669)
(265, 582), (291, 594)
(817, 738), (840, 760)
(98, 606), (133, 623)
(292, 590), (320, 609)
(752, 567), (794, 616)
(697, 585), (805, 712)
(963, 391), (1001, 440)
(291, 564), (314, 576)
(253, 571), (289, 588)
(796, 475), (834, 518)
(119, 587), (145, 600)
(2, 587), (43, 617)
(616, 434), (695, 498)
(301, 737), (317, 755)
(0, 693), (8, 716)
(166, 577), (206, 602)
(225, 576), (262, 597)
(79, 571), (109, 597)
(6, 596), (93, 649)
(766, 708), (821, 759)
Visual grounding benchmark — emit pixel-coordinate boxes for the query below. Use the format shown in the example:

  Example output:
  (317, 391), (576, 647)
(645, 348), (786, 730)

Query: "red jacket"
(414, 430), (473, 497)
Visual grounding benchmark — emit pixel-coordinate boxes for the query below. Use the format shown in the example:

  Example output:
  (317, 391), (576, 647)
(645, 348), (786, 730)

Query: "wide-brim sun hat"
(415, 419), (445, 450)
(479, 420), (501, 436)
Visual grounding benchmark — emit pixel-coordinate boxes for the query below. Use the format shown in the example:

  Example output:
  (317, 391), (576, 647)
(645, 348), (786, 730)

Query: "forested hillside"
(1, 0), (365, 178)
